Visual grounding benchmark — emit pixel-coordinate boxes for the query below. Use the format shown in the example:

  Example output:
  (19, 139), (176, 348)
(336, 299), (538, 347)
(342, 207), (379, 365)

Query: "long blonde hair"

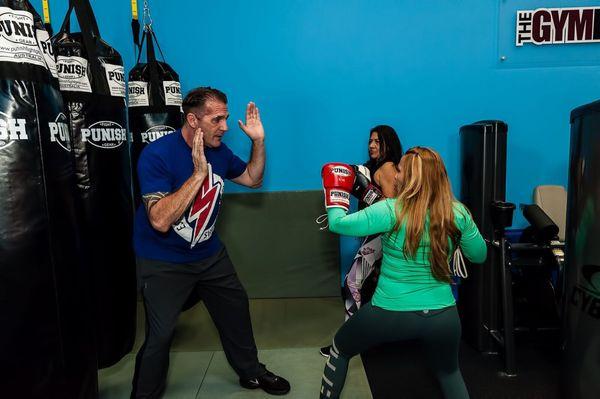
(394, 147), (460, 283)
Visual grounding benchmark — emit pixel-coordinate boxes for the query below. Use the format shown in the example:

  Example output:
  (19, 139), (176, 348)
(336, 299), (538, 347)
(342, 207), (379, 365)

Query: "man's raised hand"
(238, 102), (264, 142)
(192, 127), (208, 178)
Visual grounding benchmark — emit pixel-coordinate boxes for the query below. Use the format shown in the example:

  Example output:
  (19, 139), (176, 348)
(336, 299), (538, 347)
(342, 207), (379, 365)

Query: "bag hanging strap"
(41, 0), (53, 35)
(131, 0), (141, 57)
(145, 30), (162, 104)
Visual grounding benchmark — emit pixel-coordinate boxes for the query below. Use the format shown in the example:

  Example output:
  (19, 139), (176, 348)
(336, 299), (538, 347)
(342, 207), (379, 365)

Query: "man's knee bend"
(147, 330), (174, 349)
(230, 293), (251, 312)
(238, 293), (250, 306)
(233, 288), (250, 302)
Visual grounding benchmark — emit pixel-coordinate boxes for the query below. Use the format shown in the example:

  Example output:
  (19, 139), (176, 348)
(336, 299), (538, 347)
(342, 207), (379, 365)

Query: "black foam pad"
(523, 204), (559, 242)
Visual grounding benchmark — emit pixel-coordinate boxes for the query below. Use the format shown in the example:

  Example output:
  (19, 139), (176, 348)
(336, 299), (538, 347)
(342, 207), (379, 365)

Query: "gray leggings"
(320, 303), (468, 399)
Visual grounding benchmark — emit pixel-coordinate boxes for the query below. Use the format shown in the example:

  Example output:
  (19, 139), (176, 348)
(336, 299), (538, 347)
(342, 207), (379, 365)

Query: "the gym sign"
(516, 7), (600, 46)
(140, 125), (176, 143)
(81, 121), (127, 149)
(0, 111), (27, 150)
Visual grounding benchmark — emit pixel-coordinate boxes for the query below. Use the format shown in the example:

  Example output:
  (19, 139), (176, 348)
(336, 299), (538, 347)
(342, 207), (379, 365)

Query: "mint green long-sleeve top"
(328, 199), (487, 311)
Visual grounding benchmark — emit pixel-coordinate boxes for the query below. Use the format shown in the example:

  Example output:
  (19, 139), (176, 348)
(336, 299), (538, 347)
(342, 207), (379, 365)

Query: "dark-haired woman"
(321, 125), (403, 358)
(365, 124), (404, 198)
(346, 125), (403, 311)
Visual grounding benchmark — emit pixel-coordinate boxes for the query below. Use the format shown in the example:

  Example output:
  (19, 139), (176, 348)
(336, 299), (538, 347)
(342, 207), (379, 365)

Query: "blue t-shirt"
(134, 129), (247, 263)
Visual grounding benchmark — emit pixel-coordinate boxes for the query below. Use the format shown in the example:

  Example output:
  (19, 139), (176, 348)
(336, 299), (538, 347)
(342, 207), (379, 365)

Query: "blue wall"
(43, 0), (600, 227)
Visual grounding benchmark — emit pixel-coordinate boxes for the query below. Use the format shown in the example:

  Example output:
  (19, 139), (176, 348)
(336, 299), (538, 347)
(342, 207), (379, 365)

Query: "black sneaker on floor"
(240, 370), (290, 395)
(319, 345), (331, 358)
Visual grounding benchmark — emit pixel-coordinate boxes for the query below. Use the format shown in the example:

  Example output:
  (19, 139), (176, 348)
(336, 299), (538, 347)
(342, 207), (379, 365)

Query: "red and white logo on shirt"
(172, 163), (224, 248)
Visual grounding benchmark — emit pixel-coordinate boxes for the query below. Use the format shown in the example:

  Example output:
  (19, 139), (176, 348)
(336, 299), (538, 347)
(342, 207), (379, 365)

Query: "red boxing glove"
(322, 163), (355, 211)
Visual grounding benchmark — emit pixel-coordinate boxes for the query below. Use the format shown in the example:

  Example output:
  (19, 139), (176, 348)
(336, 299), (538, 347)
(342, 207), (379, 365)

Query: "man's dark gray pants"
(131, 247), (265, 398)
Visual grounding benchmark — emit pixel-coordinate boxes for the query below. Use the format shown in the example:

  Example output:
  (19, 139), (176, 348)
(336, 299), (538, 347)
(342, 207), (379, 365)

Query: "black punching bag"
(53, 0), (136, 368)
(563, 101), (600, 399)
(129, 28), (182, 208)
(0, 1), (96, 397)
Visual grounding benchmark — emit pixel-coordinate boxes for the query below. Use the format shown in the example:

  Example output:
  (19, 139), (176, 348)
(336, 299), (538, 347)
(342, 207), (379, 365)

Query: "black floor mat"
(361, 331), (561, 399)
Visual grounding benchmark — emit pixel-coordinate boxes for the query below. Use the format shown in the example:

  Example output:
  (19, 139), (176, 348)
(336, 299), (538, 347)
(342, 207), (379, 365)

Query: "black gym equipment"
(562, 101), (600, 399)
(459, 120), (507, 354)
(459, 120), (563, 377)
(488, 201), (563, 376)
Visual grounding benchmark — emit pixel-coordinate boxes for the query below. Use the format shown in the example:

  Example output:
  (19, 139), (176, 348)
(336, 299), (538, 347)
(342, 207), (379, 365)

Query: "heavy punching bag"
(563, 101), (600, 399)
(129, 24), (182, 208)
(0, 0), (96, 397)
(53, 0), (136, 369)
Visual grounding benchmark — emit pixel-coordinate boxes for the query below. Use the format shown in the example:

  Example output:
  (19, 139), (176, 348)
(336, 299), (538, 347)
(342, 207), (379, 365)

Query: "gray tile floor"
(99, 298), (372, 399)
(99, 348), (370, 399)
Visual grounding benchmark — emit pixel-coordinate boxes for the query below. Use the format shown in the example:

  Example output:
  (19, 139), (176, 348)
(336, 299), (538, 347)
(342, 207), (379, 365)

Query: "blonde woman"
(320, 147), (487, 399)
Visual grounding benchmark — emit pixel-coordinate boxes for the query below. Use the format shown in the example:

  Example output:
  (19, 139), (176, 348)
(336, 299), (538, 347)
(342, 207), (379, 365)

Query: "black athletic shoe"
(240, 370), (290, 395)
(319, 345), (331, 358)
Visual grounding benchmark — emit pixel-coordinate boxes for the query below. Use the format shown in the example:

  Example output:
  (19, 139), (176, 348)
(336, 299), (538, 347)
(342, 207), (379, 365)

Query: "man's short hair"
(182, 87), (228, 116)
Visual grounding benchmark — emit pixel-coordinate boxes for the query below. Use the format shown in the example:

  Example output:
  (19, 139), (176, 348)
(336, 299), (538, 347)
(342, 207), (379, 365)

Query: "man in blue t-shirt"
(131, 87), (290, 397)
